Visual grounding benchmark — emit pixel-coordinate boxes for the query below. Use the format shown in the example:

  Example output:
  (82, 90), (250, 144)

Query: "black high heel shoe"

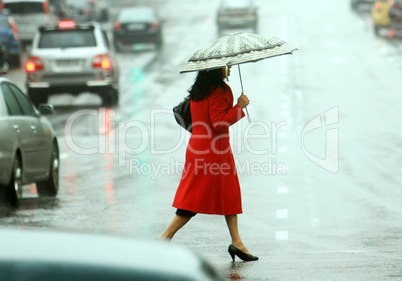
(228, 244), (259, 261)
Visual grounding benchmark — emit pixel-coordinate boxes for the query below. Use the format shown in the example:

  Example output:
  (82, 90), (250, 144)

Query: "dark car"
(0, 228), (228, 281)
(0, 11), (21, 67)
(113, 7), (163, 51)
(0, 77), (59, 208)
(217, 0), (258, 35)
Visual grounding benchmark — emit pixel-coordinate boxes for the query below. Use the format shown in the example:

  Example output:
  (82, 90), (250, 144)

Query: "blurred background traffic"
(0, 0), (402, 75)
(1, 0), (402, 280)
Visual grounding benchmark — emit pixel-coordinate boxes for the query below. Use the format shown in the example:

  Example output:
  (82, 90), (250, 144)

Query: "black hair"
(188, 68), (226, 102)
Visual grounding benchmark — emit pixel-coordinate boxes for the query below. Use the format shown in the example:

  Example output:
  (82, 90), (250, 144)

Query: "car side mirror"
(38, 104), (54, 115)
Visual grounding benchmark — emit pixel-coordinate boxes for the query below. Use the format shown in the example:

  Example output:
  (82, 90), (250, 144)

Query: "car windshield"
(118, 8), (155, 22)
(38, 30), (97, 48)
(4, 2), (45, 14)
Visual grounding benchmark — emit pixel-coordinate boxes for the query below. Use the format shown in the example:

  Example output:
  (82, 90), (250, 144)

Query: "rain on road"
(1, 0), (401, 280)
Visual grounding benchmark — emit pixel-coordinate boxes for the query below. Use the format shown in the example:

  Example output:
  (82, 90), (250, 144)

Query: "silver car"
(25, 21), (119, 107)
(0, 77), (59, 208)
(217, 0), (258, 35)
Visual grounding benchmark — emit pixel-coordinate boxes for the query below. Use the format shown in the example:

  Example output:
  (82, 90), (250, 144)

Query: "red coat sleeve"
(208, 87), (245, 133)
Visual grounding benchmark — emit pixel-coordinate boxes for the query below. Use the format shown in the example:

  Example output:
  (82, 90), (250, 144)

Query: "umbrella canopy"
(180, 32), (298, 73)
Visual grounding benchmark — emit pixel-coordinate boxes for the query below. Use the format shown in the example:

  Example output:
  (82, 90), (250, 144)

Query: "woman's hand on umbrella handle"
(237, 93), (250, 109)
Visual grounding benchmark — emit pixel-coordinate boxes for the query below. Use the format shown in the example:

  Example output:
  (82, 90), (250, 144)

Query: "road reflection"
(101, 107), (120, 229)
(226, 261), (255, 280)
(0, 197), (60, 220)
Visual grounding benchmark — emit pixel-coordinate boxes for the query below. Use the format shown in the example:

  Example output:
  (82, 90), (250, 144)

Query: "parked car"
(113, 7), (163, 51)
(1, 0), (57, 45)
(25, 20), (119, 107)
(0, 77), (59, 208)
(0, 228), (228, 281)
(216, 0), (258, 35)
(0, 11), (21, 67)
(372, 0), (402, 37)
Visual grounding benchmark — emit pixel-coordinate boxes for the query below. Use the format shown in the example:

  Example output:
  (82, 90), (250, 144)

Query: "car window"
(39, 29), (97, 48)
(118, 9), (155, 22)
(1, 83), (22, 116)
(7, 84), (36, 117)
(4, 2), (45, 14)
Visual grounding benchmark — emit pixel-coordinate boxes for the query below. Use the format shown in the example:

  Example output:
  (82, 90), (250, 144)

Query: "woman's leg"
(159, 215), (192, 240)
(225, 214), (250, 254)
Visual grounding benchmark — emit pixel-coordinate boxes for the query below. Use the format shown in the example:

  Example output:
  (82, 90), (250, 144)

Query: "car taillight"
(92, 55), (112, 69)
(114, 21), (121, 30)
(150, 22), (159, 30)
(26, 57), (44, 72)
(375, 2), (383, 9)
(59, 21), (76, 28)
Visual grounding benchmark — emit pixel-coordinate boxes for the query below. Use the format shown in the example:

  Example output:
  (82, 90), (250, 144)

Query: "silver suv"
(25, 21), (119, 107)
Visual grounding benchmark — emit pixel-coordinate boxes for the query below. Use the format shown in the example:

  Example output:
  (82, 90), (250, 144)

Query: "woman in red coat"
(160, 66), (258, 262)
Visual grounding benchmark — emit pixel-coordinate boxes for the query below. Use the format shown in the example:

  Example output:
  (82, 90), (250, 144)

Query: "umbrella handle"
(238, 65), (251, 123)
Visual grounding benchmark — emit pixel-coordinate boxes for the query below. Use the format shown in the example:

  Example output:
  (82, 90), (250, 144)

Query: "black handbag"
(173, 95), (192, 132)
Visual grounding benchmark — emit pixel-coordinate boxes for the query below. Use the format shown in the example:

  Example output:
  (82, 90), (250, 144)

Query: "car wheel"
(36, 144), (59, 197)
(0, 156), (22, 208)
(10, 54), (21, 68)
(28, 88), (48, 107)
(101, 87), (118, 107)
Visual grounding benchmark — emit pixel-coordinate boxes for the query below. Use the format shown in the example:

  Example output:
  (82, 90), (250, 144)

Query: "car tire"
(101, 87), (119, 107)
(10, 54), (21, 68)
(0, 156), (22, 208)
(28, 88), (48, 107)
(36, 143), (59, 197)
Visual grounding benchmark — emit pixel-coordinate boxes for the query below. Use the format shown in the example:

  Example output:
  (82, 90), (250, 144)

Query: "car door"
(1, 82), (49, 181)
(8, 83), (51, 178)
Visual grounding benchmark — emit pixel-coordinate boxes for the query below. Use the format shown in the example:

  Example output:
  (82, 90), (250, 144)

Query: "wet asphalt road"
(1, 0), (402, 280)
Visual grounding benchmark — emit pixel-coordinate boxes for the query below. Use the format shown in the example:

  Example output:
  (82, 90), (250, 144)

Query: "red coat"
(173, 83), (245, 215)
